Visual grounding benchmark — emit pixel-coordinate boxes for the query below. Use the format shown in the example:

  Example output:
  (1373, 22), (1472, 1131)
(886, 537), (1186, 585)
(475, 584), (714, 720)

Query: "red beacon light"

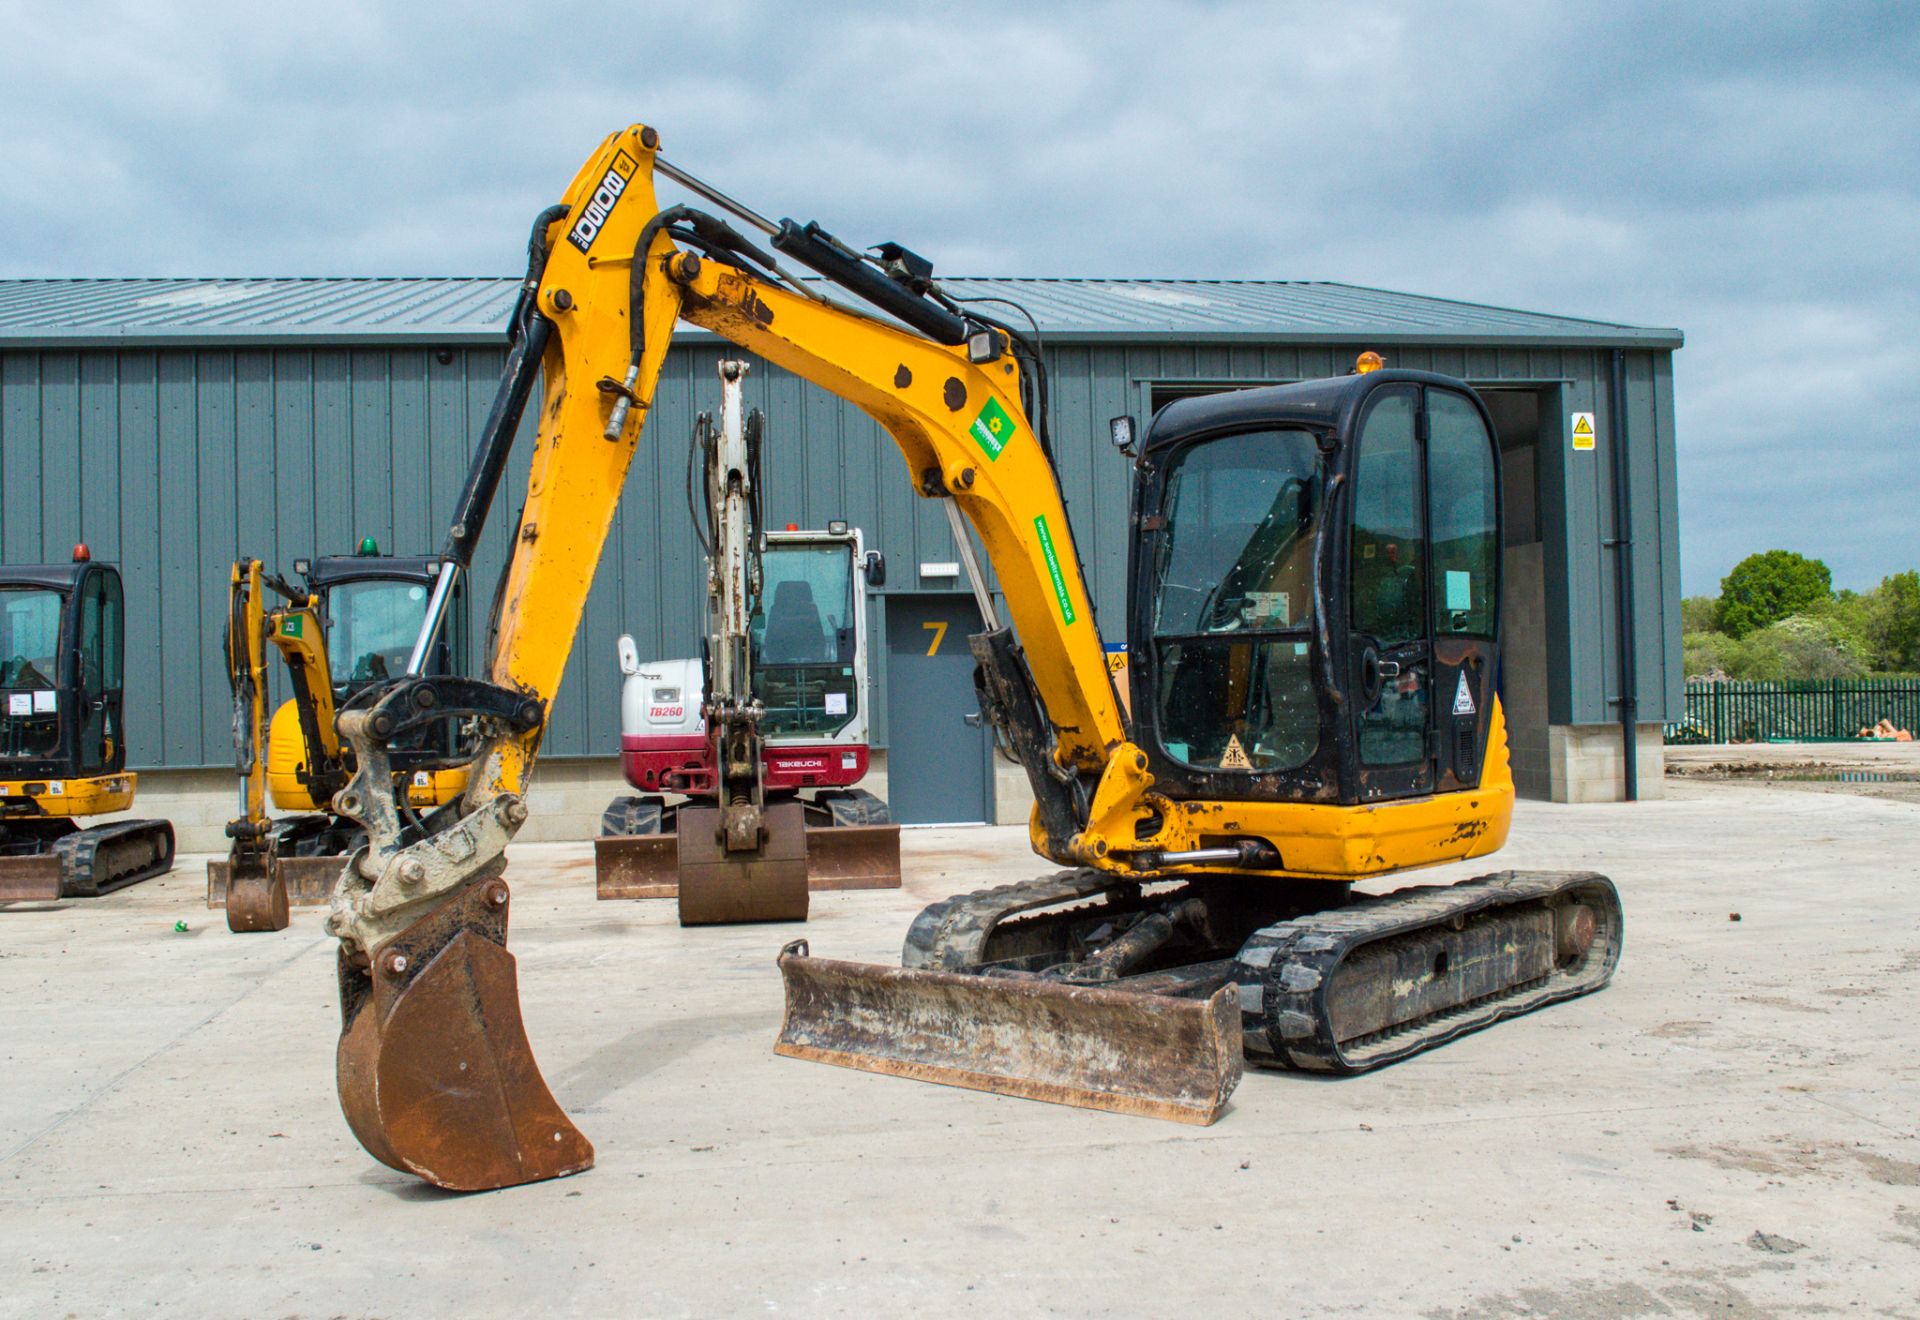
(785, 523), (798, 532)
(72, 543), (91, 562)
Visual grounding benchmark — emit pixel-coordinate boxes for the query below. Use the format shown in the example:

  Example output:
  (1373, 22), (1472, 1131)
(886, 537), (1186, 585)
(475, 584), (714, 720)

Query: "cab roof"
(1142, 369), (1478, 457)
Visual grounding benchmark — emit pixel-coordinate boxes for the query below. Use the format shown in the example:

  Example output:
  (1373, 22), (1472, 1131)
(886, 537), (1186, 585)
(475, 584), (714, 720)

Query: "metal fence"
(1666, 679), (1920, 744)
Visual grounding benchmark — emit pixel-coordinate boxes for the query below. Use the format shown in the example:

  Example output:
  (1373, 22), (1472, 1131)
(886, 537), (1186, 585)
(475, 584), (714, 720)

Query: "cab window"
(328, 579), (432, 686)
(754, 543), (858, 736)
(1426, 390), (1498, 638)
(1149, 428), (1323, 772)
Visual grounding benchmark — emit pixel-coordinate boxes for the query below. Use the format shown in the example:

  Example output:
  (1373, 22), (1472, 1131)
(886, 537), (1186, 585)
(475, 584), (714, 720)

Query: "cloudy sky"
(4, 1), (1914, 595)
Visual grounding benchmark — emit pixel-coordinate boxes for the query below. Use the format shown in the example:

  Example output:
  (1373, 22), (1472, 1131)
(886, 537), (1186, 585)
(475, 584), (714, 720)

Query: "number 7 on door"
(922, 620), (948, 656)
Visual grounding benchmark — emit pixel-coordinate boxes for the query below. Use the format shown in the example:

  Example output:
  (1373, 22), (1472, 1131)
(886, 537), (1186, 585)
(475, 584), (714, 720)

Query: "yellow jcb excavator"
(217, 546), (466, 931)
(318, 125), (1621, 1191)
(1, 548), (174, 900)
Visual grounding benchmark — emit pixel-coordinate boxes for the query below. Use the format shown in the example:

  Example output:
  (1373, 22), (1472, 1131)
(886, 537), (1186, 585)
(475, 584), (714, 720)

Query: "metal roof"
(0, 277), (1682, 350)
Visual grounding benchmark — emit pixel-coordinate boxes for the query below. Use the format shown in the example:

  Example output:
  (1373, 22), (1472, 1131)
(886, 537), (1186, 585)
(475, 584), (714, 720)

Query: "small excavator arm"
(222, 560), (288, 931)
(221, 561), (349, 931)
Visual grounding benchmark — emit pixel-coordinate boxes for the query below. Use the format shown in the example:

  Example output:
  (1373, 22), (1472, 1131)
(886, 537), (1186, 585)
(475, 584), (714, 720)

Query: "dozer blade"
(222, 849), (290, 934)
(207, 855), (340, 910)
(593, 833), (680, 900)
(0, 855), (65, 903)
(676, 800), (809, 925)
(594, 820), (902, 899)
(803, 823), (902, 891)
(775, 942), (1243, 1124)
(336, 864), (593, 1191)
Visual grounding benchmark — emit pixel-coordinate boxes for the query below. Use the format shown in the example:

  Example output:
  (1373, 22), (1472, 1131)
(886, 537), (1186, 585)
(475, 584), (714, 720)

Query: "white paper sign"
(824, 692), (848, 715)
(7, 693), (30, 716)
(1445, 571), (1471, 612)
(33, 689), (57, 713)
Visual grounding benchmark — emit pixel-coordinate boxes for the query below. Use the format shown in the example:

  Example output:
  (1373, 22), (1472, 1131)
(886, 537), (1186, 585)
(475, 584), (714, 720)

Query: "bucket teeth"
(334, 871), (593, 1191)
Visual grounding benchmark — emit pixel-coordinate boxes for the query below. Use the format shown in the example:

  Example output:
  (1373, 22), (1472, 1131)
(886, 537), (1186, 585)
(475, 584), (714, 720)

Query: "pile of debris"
(1857, 718), (1915, 742)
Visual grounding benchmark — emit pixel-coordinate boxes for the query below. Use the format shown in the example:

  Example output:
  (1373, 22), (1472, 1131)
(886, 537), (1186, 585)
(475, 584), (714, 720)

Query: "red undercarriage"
(620, 735), (869, 796)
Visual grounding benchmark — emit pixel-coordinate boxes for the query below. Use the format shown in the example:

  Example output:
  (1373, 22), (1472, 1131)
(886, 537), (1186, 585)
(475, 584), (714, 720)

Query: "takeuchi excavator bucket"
(335, 864), (593, 1191)
(774, 943), (1243, 1124)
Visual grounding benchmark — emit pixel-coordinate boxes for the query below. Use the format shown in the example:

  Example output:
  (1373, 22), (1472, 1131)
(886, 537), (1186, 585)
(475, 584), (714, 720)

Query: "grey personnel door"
(883, 594), (989, 825)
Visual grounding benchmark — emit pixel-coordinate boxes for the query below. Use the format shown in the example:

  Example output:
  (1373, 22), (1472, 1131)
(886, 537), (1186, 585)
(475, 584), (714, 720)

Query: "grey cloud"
(3, 0), (1914, 591)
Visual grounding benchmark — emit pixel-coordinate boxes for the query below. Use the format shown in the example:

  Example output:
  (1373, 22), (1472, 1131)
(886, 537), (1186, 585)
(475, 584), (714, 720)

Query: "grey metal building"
(0, 277), (1683, 821)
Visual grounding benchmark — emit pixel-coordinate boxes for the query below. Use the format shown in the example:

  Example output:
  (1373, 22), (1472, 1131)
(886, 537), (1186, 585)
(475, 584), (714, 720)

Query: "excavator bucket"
(335, 864), (593, 1191)
(676, 800), (809, 924)
(774, 943), (1243, 1124)
(223, 850), (290, 933)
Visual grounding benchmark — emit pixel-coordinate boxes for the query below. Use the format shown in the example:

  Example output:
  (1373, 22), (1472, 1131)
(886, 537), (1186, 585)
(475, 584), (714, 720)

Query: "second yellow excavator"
(217, 547), (466, 931)
(315, 125), (1621, 1191)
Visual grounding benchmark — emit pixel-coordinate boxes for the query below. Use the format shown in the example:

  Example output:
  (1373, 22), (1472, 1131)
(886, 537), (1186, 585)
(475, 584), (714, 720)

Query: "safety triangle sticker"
(1453, 671), (1477, 716)
(1220, 734), (1253, 769)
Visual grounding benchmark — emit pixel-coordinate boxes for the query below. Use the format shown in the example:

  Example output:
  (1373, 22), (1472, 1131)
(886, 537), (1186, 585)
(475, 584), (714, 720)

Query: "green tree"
(1862, 570), (1920, 672)
(1717, 550), (1832, 639)
(1680, 595), (1721, 633)
(1732, 614), (1869, 681)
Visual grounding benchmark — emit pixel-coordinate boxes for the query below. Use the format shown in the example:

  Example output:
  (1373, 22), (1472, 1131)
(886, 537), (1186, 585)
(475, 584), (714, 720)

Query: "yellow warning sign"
(1571, 412), (1596, 451)
(1220, 734), (1253, 770)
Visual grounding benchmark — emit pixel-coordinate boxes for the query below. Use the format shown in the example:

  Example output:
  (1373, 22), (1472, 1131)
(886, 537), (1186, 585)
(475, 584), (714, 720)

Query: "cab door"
(1346, 383), (1502, 801)
(1424, 388), (1500, 789)
(73, 567), (125, 774)
(1348, 385), (1432, 800)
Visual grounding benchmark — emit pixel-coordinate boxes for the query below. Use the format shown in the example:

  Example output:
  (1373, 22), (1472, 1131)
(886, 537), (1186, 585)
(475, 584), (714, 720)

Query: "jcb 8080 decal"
(567, 151), (640, 254)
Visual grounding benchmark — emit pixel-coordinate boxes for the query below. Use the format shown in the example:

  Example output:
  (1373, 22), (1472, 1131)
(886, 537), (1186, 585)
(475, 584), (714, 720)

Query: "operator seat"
(763, 581), (829, 663)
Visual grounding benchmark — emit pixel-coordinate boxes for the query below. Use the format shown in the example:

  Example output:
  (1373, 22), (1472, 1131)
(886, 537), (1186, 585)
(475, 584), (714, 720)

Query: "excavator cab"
(1128, 370), (1502, 809)
(1, 552), (174, 900)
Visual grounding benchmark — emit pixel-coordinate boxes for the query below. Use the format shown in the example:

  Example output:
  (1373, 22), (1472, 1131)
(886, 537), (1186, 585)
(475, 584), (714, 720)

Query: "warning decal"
(1571, 412), (1596, 451)
(1220, 734), (1253, 770)
(1453, 671), (1477, 717)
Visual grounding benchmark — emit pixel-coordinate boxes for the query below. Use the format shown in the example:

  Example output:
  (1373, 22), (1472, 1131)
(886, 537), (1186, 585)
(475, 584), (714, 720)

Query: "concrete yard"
(4, 769), (1919, 1318)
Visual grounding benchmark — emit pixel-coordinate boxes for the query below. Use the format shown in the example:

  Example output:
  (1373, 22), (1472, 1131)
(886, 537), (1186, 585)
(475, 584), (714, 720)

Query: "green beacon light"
(357, 536), (380, 556)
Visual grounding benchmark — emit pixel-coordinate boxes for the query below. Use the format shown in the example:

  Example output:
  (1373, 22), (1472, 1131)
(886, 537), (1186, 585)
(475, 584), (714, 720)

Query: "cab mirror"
(863, 551), (886, 588)
(1109, 415), (1137, 456)
(616, 634), (640, 676)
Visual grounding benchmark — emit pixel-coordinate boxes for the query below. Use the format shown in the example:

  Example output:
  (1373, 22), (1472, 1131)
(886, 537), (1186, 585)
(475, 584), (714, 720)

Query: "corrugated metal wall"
(0, 338), (1681, 768)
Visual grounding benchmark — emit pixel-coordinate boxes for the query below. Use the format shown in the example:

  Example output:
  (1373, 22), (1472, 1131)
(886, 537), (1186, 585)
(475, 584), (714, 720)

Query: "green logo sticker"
(969, 397), (1016, 460)
(280, 616), (302, 638)
(1033, 515), (1076, 625)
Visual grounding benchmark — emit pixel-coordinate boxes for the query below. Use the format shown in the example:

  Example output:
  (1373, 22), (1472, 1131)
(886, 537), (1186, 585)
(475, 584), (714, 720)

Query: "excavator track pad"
(1236, 870), (1622, 1073)
(335, 861), (593, 1191)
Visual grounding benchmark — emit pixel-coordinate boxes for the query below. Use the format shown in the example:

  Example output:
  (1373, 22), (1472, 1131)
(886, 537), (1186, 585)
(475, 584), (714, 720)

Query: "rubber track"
(1231, 869), (1621, 1074)
(49, 819), (176, 897)
(901, 869), (1120, 971)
